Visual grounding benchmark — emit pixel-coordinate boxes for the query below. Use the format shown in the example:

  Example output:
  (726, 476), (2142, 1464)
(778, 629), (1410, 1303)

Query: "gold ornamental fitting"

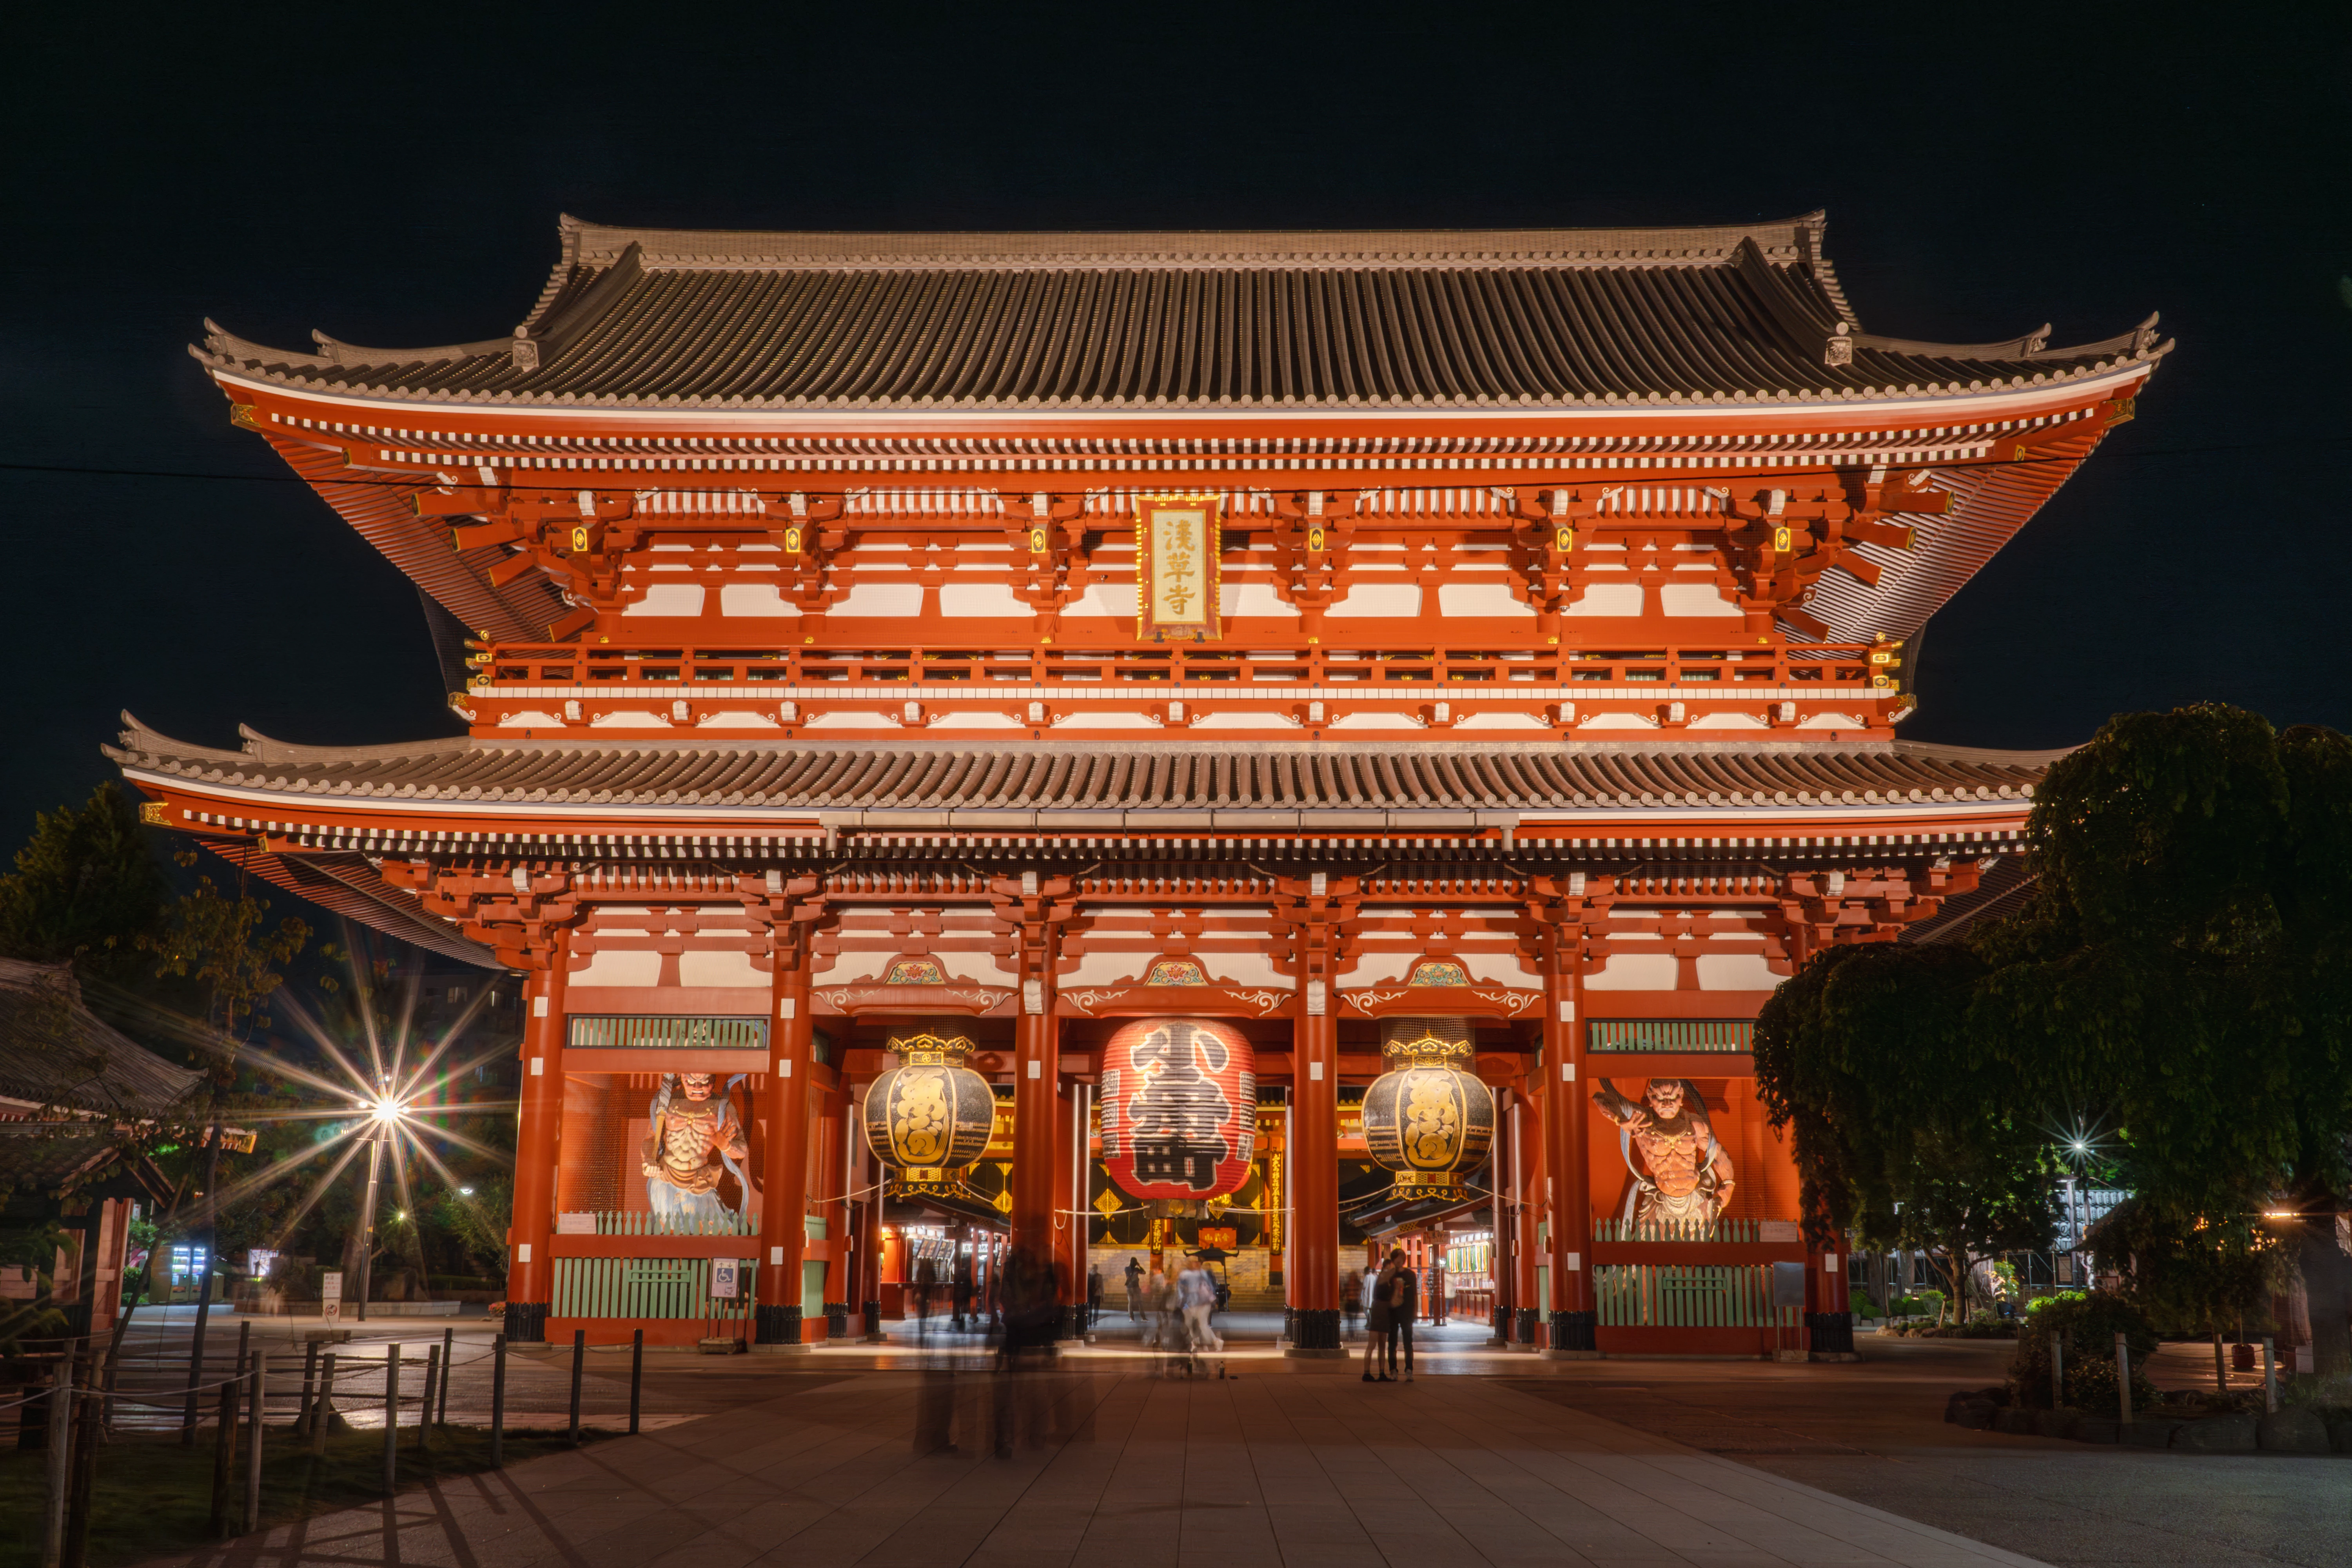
(1379, 1015), (1474, 1068)
(885, 1029), (975, 1067)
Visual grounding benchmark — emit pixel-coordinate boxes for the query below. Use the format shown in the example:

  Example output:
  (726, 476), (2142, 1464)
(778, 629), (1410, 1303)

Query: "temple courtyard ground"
(100, 1309), (2344, 1568)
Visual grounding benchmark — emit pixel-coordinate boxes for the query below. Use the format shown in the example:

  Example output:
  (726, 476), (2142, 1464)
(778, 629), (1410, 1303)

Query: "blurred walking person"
(1177, 1255), (1223, 1353)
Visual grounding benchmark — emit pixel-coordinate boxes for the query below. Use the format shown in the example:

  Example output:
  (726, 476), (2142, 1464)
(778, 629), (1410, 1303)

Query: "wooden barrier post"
(208, 1354), (240, 1539)
(489, 1334), (507, 1467)
(437, 1327), (454, 1425)
(417, 1346), (438, 1450)
(2051, 1334), (2064, 1408)
(568, 1329), (585, 1446)
(310, 1352), (336, 1456)
(381, 1343), (400, 1494)
(243, 1355), (265, 1535)
(42, 1348), (73, 1568)
(629, 1328), (643, 1436)
(297, 1342), (319, 1433)
(2114, 1332), (2132, 1425)
(65, 1343), (103, 1568)
(2261, 1336), (2277, 1413)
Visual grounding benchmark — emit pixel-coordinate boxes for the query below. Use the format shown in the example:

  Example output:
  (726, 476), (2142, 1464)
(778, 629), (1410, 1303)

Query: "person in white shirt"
(1176, 1258), (1223, 1352)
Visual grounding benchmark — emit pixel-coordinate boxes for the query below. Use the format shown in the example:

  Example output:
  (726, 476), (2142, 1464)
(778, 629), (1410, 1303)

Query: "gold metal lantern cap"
(864, 1029), (995, 1178)
(1362, 1017), (1493, 1201)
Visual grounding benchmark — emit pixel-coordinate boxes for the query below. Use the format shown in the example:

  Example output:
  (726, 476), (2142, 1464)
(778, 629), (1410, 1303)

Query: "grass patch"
(0, 1424), (610, 1568)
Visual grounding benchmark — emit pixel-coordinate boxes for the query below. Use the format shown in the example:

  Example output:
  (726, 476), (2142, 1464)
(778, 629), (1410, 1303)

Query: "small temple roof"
(110, 715), (2056, 817)
(0, 958), (203, 1121)
(195, 212), (2167, 413)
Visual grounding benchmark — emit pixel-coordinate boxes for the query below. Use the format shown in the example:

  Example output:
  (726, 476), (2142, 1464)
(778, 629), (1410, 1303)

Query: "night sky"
(5, 2), (2347, 851)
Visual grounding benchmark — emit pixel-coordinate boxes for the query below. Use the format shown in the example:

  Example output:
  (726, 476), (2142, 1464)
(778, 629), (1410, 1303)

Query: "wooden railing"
(1593, 1263), (1799, 1328)
(561, 1210), (760, 1238)
(1593, 1217), (1768, 1243)
(472, 641), (1882, 691)
(552, 1256), (754, 1320)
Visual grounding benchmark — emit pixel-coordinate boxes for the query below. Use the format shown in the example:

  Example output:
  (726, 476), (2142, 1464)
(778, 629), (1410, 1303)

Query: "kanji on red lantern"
(1100, 1016), (1256, 1199)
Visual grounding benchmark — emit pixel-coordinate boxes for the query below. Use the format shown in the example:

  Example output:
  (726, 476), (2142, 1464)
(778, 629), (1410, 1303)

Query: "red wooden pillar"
(1543, 921), (1596, 1356)
(853, 1109), (884, 1339)
(1053, 1082), (1078, 1335)
(1511, 1080), (1540, 1346)
(1286, 996), (1341, 1354)
(508, 928), (568, 1342)
(757, 938), (812, 1348)
(811, 1080), (845, 1339)
(1011, 976), (1059, 1279)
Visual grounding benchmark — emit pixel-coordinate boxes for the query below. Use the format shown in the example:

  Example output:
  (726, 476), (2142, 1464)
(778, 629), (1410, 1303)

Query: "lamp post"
(356, 1081), (402, 1323)
(356, 1125), (383, 1322)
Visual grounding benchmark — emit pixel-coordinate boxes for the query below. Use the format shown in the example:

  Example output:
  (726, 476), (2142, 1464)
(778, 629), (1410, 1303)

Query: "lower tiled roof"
(110, 717), (2055, 816)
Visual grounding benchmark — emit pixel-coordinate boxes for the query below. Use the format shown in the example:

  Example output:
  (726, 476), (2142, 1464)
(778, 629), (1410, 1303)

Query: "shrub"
(2062, 1350), (2160, 1416)
(1890, 1289), (1944, 1318)
(2011, 1291), (2160, 1408)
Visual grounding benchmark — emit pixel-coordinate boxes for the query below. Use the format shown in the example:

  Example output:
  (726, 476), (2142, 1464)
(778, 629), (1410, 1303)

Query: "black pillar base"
(1514, 1307), (1539, 1345)
(1806, 1311), (1855, 1354)
(1291, 1308), (1342, 1351)
(1550, 1310), (1598, 1352)
(1060, 1305), (1083, 1340)
(1283, 1306), (1296, 1344)
(507, 1301), (550, 1344)
(756, 1304), (802, 1345)
(862, 1299), (882, 1338)
(824, 1302), (850, 1338)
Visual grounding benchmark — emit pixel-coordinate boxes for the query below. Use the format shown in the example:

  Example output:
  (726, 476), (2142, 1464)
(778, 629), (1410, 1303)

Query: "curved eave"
(201, 354), (2163, 433)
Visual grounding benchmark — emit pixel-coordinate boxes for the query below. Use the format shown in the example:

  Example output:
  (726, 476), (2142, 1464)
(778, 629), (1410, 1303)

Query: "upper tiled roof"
(0, 958), (203, 1121)
(195, 212), (2166, 413)
(109, 716), (2053, 817)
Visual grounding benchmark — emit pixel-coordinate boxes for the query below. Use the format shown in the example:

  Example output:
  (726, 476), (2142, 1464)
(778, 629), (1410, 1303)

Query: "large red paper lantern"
(1100, 1016), (1256, 1200)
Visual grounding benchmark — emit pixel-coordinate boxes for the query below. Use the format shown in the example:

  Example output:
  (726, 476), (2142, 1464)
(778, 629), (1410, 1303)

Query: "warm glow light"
(371, 1097), (406, 1122)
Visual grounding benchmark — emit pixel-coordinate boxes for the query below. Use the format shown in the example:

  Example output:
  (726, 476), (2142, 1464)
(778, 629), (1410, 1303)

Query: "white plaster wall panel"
(1562, 584), (1646, 617)
(808, 949), (900, 983)
(570, 949), (664, 987)
(1578, 713), (1661, 730)
(1063, 583), (1138, 619)
(1328, 713), (1424, 730)
(621, 583), (707, 617)
(590, 710), (674, 728)
(1659, 583), (1744, 617)
(929, 713), (1027, 730)
(1436, 583), (1534, 619)
(1697, 953), (1780, 990)
(1223, 581), (1290, 618)
(719, 583), (799, 617)
(1582, 953), (1681, 990)
(803, 713), (901, 729)
(1689, 713), (1770, 730)
(696, 712), (780, 729)
(679, 949), (764, 989)
(830, 582), (925, 617)
(1455, 712), (1549, 730)
(1194, 713), (1298, 731)
(495, 711), (569, 729)
(939, 583), (1030, 617)
(1327, 584), (1423, 618)
(1798, 712), (1871, 729)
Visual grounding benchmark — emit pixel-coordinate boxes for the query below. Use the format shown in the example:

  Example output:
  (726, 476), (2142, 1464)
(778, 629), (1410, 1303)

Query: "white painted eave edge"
(126, 767), (2029, 831)
(209, 362), (2154, 437)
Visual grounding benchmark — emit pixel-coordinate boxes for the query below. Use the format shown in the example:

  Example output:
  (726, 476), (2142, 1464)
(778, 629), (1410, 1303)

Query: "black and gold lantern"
(863, 1030), (995, 1187)
(1361, 1016), (1494, 1201)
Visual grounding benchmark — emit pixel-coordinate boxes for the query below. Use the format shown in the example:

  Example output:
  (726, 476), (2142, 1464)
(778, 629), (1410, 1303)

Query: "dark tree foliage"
(0, 781), (170, 984)
(1755, 942), (2053, 1322)
(1760, 704), (2352, 1371)
(1987, 706), (2352, 1374)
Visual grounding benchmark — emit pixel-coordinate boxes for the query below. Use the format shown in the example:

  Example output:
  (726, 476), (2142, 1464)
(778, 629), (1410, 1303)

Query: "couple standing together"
(1360, 1248), (1419, 1383)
